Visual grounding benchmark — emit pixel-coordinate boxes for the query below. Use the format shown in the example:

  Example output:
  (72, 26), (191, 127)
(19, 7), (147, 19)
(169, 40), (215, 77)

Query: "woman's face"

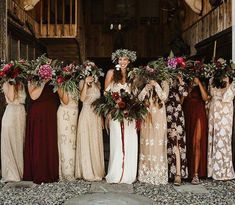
(118, 56), (130, 70)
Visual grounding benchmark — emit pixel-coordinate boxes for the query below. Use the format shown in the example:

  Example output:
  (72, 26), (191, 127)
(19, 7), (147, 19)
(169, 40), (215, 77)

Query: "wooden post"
(75, 0), (78, 36)
(232, 0), (235, 62)
(40, 0), (43, 36)
(212, 40), (217, 61)
(70, 0), (73, 36)
(47, 0), (50, 36)
(62, 0), (65, 36)
(55, 0), (57, 36)
(0, 0), (7, 61)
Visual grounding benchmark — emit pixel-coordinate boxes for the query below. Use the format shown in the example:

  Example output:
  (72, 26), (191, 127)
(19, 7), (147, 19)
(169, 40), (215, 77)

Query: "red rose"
(3, 63), (13, 73)
(118, 101), (126, 109)
(12, 67), (20, 78)
(57, 76), (64, 84)
(112, 92), (120, 101)
(176, 57), (184, 64)
(0, 71), (5, 77)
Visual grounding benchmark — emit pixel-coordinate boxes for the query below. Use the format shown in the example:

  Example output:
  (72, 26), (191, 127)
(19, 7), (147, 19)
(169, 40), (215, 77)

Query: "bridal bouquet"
(78, 60), (104, 83)
(0, 59), (27, 86)
(92, 89), (147, 122)
(25, 54), (54, 86)
(51, 63), (80, 97)
(128, 58), (178, 84)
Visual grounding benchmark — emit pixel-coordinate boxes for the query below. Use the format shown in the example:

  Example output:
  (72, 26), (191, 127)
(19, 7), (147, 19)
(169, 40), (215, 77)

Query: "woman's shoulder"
(106, 69), (114, 76)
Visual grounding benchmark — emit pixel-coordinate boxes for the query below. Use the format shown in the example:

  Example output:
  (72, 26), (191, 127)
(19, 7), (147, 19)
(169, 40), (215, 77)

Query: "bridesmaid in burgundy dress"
(183, 77), (209, 184)
(23, 80), (59, 184)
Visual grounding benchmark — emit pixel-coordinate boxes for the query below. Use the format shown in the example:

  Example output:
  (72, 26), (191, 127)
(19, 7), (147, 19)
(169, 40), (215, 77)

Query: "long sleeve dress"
(57, 93), (79, 181)
(105, 82), (138, 184)
(1, 82), (26, 182)
(75, 81), (105, 181)
(138, 81), (169, 185)
(208, 82), (235, 180)
(166, 80), (188, 179)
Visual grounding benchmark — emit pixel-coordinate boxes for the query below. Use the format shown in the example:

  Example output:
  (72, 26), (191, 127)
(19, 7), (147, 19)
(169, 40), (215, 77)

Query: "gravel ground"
(0, 179), (235, 205)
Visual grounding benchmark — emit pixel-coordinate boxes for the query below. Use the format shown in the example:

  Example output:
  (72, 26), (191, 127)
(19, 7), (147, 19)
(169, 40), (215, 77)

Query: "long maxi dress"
(183, 85), (207, 179)
(75, 81), (105, 181)
(208, 82), (235, 180)
(138, 81), (169, 185)
(23, 82), (59, 184)
(1, 82), (26, 182)
(57, 93), (78, 181)
(166, 80), (188, 180)
(105, 82), (138, 184)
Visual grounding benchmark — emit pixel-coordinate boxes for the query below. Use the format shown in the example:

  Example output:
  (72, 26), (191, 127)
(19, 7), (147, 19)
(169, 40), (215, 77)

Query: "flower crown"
(111, 49), (137, 63)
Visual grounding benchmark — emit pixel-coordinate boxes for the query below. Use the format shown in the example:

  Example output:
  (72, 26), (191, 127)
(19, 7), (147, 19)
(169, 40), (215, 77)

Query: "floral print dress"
(166, 80), (188, 179)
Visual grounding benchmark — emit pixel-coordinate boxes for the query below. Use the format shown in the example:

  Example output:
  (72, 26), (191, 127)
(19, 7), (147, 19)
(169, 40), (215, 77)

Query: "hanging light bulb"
(110, 24), (114, 30)
(118, 24), (122, 30)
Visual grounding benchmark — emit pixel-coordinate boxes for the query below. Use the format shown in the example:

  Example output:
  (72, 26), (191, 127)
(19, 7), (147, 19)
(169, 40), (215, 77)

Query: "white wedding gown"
(105, 82), (138, 184)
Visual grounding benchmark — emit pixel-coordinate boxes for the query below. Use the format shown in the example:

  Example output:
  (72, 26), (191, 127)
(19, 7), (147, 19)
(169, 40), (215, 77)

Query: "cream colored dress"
(75, 81), (105, 181)
(138, 81), (169, 185)
(105, 82), (138, 184)
(208, 82), (235, 180)
(57, 93), (78, 181)
(1, 82), (26, 182)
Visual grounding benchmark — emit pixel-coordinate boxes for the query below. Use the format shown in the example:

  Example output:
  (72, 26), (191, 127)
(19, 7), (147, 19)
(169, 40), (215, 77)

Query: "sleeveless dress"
(75, 81), (105, 181)
(1, 82), (26, 182)
(183, 85), (207, 178)
(23, 82), (59, 184)
(57, 93), (78, 181)
(105, 82), (138, 184)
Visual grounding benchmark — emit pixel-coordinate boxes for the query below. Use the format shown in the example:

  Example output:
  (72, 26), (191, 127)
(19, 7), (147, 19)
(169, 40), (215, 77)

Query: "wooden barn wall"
(182, 0), (232, 56)
(84, 0), (162, 59)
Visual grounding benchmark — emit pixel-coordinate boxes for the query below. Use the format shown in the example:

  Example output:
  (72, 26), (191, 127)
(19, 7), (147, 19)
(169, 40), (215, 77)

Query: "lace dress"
(208, 82), (235, 180)
(138, 81), (169, 185)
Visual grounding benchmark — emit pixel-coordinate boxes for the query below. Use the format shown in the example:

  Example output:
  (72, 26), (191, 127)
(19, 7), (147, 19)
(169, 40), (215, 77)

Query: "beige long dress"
(208, 82), (235, 180)
(75, 81), (105, 181)
(138, 81), (169, 185)
(1, 82), (26, 182)
(57, 93), (78, 181)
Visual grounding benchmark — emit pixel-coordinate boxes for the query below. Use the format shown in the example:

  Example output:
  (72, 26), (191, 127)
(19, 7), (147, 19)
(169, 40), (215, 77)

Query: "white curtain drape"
(184, 0), (203, 14)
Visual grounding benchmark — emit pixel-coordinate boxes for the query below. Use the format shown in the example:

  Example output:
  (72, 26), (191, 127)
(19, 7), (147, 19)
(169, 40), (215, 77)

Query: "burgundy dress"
(183, 85), (207, 179)
(23, 83), (59, 184)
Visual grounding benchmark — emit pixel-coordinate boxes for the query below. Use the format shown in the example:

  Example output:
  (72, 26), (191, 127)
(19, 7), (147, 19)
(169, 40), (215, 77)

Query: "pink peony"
(38, 64), (53, 80)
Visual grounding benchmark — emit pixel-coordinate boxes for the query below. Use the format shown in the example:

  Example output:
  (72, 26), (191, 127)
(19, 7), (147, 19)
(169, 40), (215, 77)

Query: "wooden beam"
(62, 0), (65, 36)
(70, 0), (73, 35)
(55, 0), (57, 36)
(47, 0), (50, 36)
(75, 0), (78, 36)
(40, 0), (43, 35)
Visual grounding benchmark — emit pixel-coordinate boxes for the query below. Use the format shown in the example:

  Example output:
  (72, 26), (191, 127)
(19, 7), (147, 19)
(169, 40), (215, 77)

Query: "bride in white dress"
(105, 49), (138, 184)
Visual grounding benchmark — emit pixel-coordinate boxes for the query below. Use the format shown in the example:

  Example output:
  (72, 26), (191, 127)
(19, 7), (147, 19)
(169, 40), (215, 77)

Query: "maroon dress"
(23, 83), (59, 184)
(183, 85), (207, 179)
